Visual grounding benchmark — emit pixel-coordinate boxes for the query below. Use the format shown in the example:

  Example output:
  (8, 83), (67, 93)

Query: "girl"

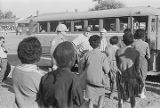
(116, 33), (143, 108)
(132, 29), (150, 98)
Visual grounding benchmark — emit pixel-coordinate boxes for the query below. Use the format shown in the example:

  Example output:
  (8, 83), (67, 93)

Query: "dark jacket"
(37, 68), (84, 108)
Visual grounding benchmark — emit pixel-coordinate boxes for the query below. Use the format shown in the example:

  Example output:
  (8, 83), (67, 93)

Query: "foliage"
(90, 0), (125, 11)
(0, 10), (16, 19)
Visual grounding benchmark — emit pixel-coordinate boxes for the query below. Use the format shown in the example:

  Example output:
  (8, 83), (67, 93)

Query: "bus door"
(148, 16), (159, 71)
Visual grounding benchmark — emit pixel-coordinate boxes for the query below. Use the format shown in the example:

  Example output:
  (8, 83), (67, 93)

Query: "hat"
(84, 26), (91, 32)
(56, 24), (68, 32)
(100, 28), (107, 33)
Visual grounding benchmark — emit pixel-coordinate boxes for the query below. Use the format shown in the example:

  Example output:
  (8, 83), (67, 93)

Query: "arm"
(50, 40), (56, 57)
(50, 40), (58, 70)
(135, 52), (143, 84)
(146, 43), (150, 59)
(72, 76), (84, 107)
(102, 57), (110, 74)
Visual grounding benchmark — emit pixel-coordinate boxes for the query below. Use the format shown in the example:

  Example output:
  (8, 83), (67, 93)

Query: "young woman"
(132, 29), (150, 99)
(116, 33), (143, 108)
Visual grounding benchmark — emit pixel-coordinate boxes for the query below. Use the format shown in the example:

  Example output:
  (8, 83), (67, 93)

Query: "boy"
(38, 41), (84, 108)
(0, 36), (8, 84)
(12, 37), (45, 108)
(80, 35), (110, 108)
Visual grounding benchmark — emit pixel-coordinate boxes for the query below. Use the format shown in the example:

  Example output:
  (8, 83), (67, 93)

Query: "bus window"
(103, 18), (116, 32)
(88, 19), (99, 31)
(58, 20), (71, 32)
(64, 21), (71, 32)
(50, 21), (58, 32)
(120, 17), (128, 31)
(74, 20), (84, 32)
(133, 16), (148, 31)
(39, 22), (47, 32)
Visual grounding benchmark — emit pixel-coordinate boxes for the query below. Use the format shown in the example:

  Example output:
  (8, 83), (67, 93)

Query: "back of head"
(124, 28), (131, 34)
(18, 37), (42, 64)
(89, 35), (101, 49)
(56, 24), (68, 32)
(123, 33), (134, 46)
(109, 36), (119, 45)
(134, 29), (145, 39)
(53, 41), (76, 68)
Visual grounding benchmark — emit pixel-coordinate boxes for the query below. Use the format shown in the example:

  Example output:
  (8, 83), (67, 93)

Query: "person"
(132, 29), (150, 99)
(72, 26), (92, 58)
(106, 36), (120, 99)
(50, 23), (68, 70)
(116, 33), (142, 108)
(99, 28), (108, 53)
(80, 35), (110, 108)
(12, 37), (46, 108)
(37, 41), (84, 108)
(123, 28), (131, 34)
(0, 36), (8, 84)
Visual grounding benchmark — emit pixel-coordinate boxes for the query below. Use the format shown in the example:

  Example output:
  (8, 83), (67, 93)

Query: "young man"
(50, 24), (68, 70)
(99, 28), (108, 53)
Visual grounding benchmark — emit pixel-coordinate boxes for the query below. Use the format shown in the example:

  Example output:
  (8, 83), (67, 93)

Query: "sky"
(0, 0), (160, 18)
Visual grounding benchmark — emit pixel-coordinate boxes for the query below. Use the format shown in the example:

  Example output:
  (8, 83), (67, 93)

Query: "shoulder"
(41, 71), (55, 84)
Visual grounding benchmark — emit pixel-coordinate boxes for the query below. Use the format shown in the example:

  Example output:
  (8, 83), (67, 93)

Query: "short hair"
(18, 37), (42, 64)
(134, 29), (146, 39)
(89, 35), (101, 49)
(109, 36), (119, 45)
(123, 33), (134, 45)
(53, 41), (76, 68)
(123, 28), (131, 34)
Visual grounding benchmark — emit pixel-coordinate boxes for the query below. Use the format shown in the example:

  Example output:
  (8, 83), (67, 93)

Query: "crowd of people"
(0, 23), (150, 108)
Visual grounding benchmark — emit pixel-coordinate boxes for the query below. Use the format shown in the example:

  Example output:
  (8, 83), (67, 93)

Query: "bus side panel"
(156, 16), (160, 71)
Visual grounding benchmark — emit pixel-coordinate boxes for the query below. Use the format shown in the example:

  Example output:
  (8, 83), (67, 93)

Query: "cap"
(100, 28), (107, 33)
(56, 24), (68, 32)
(84, 26), (91, 32)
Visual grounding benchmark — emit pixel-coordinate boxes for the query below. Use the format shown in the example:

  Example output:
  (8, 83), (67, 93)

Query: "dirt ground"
(0, 77), (160, 108)
(0, 32), (160, 108)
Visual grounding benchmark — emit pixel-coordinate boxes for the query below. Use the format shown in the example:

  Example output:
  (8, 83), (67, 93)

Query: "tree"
(90, 0), (125, 11)
(92, 0), (103, 4)
(0, 10), (4, 19)
(0, 10), (16, 19)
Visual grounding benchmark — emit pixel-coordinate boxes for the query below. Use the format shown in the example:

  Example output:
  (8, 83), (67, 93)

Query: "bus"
(33, 6), (160, 72)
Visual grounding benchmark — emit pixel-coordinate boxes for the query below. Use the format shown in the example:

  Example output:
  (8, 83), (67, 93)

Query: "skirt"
(117, 74), (141, 100)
